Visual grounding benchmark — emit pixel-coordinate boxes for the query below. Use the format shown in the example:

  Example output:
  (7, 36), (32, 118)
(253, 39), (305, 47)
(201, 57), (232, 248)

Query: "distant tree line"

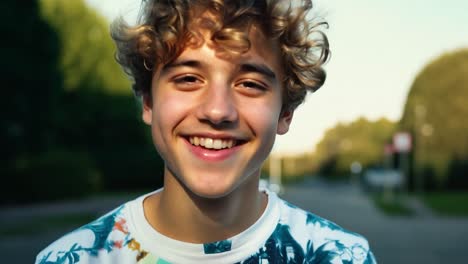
(1, 0), (164, 205)
(261, 118), (396, 182)
(314, 118), (396, 178)
(307, 48), (468, 191)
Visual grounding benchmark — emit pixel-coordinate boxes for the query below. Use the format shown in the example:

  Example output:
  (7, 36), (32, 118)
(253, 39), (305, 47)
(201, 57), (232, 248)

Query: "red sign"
(384, 144), (394, 155)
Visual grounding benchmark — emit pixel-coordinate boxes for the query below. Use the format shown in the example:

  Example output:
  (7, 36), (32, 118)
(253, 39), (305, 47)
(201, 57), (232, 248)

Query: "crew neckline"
(126, 188), (280, 264)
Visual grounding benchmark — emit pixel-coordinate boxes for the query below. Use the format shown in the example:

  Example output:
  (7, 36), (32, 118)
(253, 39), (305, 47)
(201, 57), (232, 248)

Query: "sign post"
(393, 132), (412, 193)
(350, 161), (362, 189)
(384, 144), (394, 169)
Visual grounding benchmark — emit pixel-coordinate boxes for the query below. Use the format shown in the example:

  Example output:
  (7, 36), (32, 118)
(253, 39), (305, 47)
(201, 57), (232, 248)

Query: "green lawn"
(422, 192), (468, 216)
(372, 194), (414, 216)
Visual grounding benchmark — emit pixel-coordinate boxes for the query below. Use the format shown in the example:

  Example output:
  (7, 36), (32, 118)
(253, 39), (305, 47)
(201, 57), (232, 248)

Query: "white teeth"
(188, 137), (236, 149)
(205, 138), (213, 148)
(213, 139), (222, 149)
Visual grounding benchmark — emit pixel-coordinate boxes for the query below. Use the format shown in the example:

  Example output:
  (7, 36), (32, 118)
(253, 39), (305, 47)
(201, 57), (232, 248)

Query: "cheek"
(242, 101), (282, 136)
(152, 93), (193, 137)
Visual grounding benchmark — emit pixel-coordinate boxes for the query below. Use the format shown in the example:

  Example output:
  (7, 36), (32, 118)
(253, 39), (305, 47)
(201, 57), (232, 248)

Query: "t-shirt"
(36, 188), (377, 263)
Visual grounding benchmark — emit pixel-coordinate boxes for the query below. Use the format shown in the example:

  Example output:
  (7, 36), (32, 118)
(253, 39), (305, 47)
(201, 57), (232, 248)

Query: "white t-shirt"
(36, 188), (376, 263)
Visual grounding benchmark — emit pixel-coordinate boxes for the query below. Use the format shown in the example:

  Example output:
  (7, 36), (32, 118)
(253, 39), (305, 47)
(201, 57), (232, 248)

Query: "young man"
(36, 0), (376, 263)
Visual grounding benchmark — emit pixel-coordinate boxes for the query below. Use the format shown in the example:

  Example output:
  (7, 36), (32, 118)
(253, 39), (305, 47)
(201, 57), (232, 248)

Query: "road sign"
(393, 132), (412, 153)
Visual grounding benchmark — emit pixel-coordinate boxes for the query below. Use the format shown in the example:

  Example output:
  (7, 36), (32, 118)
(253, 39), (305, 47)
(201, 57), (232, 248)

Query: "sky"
(85, 0), (468, 155)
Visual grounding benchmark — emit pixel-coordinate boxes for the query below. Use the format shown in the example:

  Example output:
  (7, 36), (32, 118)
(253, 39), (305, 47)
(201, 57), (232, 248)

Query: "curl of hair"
(111, 0), (330, 110)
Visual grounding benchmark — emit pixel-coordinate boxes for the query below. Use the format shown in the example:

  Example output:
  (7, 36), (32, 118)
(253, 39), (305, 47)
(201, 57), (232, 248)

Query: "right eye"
(172, 74), (203, 90)
(174, 75), (199, 83)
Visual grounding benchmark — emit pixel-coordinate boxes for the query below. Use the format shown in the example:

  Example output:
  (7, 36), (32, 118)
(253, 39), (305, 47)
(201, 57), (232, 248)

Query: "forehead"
(190, 9), (278, 48)
(184, 11), (283, 68)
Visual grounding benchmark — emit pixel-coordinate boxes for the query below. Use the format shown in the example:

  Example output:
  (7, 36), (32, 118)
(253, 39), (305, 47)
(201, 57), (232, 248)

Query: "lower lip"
(184, 139), (240, 162)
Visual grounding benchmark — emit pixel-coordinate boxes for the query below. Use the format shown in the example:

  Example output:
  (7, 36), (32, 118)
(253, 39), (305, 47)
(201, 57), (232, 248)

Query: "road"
(280, 178), (468, 264)
(2, 178), (468, 263)
(0, 195), (131, 264)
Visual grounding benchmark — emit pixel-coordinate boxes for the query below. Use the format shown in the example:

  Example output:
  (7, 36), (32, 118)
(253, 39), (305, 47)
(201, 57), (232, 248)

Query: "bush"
(447, 158), (468, 190)
(92, 147), (164, 192)
(3, 150), (101, 205)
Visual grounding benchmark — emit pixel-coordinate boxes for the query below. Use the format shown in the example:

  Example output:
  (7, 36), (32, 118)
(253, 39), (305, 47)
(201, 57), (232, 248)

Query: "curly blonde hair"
(111, 0), (329, 111)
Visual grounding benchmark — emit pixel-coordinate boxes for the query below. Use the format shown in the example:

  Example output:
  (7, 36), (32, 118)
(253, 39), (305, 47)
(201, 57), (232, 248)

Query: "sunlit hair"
(111, 0), (329, 111)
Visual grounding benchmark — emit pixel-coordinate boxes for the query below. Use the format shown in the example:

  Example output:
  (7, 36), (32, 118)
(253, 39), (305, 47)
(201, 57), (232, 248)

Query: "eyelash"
(173, 75), (201, 84)
(171, 74), (268, 93)
(238, 80), (267, 91)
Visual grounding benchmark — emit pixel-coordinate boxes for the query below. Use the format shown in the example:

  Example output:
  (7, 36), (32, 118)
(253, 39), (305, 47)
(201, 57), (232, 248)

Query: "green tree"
(1, 0), (163, 205)
(400, 48), (468, 189)
(40, 0), (131, 93)
(38, 0), (164, 193)
(1, 0), (62, 159)
(0, 0), (100, 205)
(315, 117), (396, 178)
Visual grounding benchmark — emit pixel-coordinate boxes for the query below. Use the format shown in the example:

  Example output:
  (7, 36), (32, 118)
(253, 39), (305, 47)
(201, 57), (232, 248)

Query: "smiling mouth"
(188, 136), (245, 150)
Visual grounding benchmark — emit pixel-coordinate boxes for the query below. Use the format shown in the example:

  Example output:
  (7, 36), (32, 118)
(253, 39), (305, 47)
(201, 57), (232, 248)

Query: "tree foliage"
(1, 0), (62, 159)
(2, 0), (164, 205)
(40, 0), (130, 93)
(37, 0), (165, 193)
(314, 117), (396, 177)
(400, 48), (468, 188)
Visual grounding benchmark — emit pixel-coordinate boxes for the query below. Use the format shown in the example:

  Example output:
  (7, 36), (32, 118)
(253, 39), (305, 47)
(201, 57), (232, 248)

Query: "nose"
(196, 83), (238, 126)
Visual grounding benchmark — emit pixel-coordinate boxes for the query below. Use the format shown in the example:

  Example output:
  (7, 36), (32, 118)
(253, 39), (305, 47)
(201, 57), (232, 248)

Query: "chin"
(182, 176), (243, 200)
(189, 184), (236, 200)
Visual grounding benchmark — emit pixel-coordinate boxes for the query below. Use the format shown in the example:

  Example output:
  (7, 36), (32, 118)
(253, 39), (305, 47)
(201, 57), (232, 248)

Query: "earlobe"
(142, 94), (153, 125)
(277, 110), (294, 135)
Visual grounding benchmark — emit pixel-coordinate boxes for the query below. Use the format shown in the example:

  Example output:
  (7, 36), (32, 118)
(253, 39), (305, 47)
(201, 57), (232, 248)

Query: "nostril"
(205, 109), (238, 124)
(198, 91), (238, 124)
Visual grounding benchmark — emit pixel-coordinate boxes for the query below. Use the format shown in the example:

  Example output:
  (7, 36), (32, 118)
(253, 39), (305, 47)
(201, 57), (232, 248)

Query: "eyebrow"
(239, 63), (277, 81)
(162, 59), (277, 81)
(162, 60), (201, 71)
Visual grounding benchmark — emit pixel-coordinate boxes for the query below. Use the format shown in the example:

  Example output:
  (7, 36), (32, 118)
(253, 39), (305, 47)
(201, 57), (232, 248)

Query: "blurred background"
(1, 0), (467, 263)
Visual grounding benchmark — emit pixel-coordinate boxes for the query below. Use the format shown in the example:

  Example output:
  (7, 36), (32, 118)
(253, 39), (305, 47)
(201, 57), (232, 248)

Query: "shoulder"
(35, 204), (135, 264)
(275, 198), (377, 263)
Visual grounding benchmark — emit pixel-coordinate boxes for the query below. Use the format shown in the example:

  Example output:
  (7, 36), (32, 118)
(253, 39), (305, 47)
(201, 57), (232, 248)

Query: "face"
(142, 25), (293, 199)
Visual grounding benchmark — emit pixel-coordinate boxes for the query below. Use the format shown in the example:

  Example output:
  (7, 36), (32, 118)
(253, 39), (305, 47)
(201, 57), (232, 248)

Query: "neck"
(144, 171), (267, 243)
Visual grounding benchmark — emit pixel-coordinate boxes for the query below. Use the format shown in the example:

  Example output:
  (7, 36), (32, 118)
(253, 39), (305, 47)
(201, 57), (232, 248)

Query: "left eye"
(238, 81), (267, 91)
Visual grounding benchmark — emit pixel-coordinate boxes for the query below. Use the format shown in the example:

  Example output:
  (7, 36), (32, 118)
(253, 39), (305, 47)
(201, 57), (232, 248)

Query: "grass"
(0, 213), (98, 237)
(422, 192), (468, 216)
(372, 194), (414, 216)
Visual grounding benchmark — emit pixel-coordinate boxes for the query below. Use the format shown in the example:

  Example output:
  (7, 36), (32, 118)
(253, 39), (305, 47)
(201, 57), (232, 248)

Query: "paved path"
(280, 178), (468, 264)
(2, 179), (468, 263)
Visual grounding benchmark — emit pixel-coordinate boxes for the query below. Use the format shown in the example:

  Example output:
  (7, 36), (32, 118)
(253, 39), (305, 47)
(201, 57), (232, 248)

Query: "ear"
(142, 94), (153, 125)
(277, 110), (294, 135)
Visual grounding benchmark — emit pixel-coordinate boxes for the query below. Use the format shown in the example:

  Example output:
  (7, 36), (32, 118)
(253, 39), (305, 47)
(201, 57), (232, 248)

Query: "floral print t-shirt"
(36, 188), (377, 263)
